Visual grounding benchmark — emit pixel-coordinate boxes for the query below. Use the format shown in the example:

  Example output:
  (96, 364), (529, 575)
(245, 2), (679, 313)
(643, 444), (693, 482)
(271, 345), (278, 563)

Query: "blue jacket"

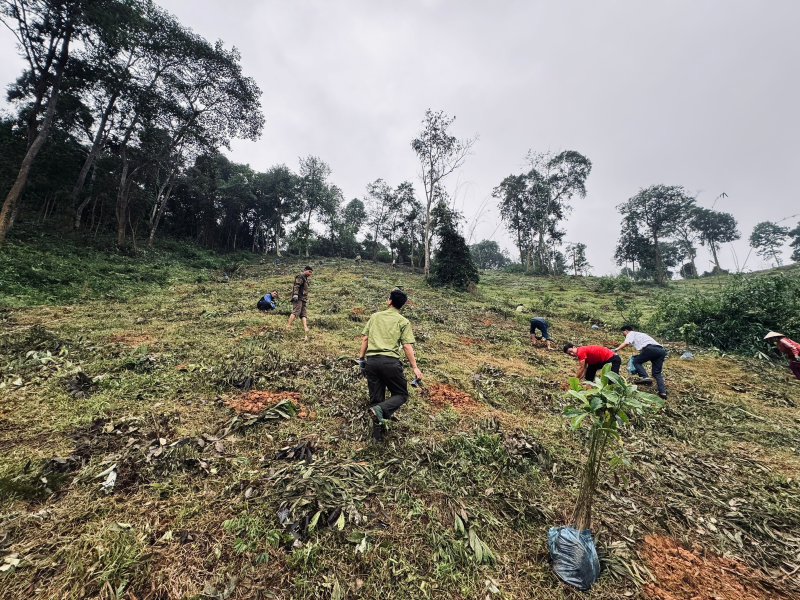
(262, 293), (276, 309)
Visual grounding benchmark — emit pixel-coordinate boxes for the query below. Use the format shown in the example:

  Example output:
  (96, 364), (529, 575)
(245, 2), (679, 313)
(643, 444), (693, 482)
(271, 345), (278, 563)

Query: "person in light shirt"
(614, 325), (667, 399)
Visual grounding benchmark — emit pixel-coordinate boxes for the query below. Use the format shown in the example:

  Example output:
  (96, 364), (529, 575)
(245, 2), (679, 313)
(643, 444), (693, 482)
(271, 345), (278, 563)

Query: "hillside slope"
(1, 249), (799, 600)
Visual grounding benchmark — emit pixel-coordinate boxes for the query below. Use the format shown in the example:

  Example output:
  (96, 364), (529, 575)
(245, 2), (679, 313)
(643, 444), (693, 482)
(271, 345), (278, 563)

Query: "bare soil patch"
(642, 534), (778, 600)
(424, 383), (482, 411)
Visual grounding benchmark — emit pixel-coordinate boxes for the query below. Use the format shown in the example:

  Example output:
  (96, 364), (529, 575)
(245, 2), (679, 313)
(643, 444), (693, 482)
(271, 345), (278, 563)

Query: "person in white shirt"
(613, 325), (667, 399)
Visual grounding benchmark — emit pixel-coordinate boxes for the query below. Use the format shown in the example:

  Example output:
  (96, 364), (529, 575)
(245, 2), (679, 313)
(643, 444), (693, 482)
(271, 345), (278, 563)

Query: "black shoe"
(658, 392), (667, 400)
(372, 423), (385, 441)
(635, 378), (653, 385)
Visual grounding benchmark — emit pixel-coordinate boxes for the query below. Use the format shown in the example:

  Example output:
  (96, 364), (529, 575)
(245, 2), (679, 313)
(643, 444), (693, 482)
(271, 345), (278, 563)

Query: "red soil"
(425, 383), (482, 411)
(642, 535), (778, 600)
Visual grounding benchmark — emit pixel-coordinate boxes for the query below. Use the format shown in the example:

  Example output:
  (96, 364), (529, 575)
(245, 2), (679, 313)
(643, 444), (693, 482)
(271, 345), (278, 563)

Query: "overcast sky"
(2, 0), (798, 273)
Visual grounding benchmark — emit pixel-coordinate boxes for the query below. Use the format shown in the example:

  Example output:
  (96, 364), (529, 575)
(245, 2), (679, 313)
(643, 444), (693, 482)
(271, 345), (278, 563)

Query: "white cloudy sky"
(2, 0), (798, 273)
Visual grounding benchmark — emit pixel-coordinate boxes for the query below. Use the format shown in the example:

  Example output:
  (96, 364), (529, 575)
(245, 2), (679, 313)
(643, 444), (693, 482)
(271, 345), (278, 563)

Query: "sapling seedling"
(563, 363), (664, 530)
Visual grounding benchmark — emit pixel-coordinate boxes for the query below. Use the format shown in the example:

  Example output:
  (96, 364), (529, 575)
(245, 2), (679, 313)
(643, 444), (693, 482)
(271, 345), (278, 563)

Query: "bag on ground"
(547, 525), (600, 591)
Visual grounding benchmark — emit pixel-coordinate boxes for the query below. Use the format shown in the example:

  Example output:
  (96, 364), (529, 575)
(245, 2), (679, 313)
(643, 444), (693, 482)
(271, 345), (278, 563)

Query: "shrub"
(430, 203), (479, 290)
(596, 277), (616, 293)
(504, 263), (526, 274)
(614, 274), (633, 292)
(649, 273), (800, 353)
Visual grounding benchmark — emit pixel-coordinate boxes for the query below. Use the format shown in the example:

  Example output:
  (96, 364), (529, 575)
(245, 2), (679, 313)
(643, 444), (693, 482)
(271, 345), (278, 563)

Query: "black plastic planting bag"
(547, 525), (600, 591)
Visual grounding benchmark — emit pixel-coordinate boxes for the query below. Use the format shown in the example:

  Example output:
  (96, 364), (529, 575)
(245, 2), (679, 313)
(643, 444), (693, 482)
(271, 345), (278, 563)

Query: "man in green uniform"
(286, 266), (313, 336)
(358, 289), (423, 441)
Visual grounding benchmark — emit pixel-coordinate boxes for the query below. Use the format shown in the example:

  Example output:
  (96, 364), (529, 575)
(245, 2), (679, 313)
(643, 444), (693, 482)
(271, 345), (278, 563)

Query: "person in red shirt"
(563, 344), (621, 382)
(764, 331), (800, 380)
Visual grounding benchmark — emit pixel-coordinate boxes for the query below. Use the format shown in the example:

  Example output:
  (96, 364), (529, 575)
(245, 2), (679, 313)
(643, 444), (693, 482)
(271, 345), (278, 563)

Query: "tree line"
(2, 1), (795, 284)
(492, 156), (800, 280)
(0, 1), (483, 286)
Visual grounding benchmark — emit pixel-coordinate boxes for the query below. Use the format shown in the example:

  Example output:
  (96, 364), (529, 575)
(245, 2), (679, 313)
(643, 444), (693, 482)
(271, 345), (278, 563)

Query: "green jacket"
(362, 308), (415, 359)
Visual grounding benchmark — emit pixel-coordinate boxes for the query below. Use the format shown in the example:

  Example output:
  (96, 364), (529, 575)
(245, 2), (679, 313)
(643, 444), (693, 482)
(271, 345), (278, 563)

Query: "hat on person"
(763, 331), (785, 341)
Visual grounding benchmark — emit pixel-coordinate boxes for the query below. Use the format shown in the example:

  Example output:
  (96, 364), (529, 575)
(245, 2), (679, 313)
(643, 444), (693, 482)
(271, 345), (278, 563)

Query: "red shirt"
(777, 337), (800, 361)
(576, 345), (615, 365)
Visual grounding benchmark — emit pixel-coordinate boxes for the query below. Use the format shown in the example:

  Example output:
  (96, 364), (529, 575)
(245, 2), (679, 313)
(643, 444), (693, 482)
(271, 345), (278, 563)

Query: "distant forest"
(1, 0), (798, 284)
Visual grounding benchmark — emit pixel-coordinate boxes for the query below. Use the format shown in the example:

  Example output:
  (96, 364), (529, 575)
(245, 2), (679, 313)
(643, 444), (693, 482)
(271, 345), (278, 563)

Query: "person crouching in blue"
(530, 317), (552, 350)
(257, 290), (278, 311)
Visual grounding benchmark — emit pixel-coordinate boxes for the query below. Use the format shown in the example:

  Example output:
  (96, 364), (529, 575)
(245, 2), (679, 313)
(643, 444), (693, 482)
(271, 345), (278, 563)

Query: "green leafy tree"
(495, 150), (591, 274)
(342, 198), (366, 235)
(563, 365), (663, 530)
(252, 165), (300, 256)
(431, 202), (479, 289)
(614, 215), (650, 277)
(787, 221), (800, 263)
(319, 184), (344, 256)
(616, 185), (695, 284)
(0, 0), (87, 243)
(690, 207), (740, 273)
(672, 217), (700, 278)
(298, 156), (333, 257)
(364, 178), (392, 261)
(398, 196), (425, 271)
(614, 215), (683, 280)
(494, 173), (532, 265)
(749, 221), (789, 267)
(385, 181), (416, 262)
(525, 150), (591, 274)
(411, 109), (477, 278)
(336, 198), (366, 257)
(70, 0), (163, 227)
(469, 239), (509, 270)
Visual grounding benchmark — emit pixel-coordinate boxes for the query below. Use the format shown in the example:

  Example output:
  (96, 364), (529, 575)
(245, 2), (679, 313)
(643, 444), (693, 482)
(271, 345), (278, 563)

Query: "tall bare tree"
(411, 109), (476, 278)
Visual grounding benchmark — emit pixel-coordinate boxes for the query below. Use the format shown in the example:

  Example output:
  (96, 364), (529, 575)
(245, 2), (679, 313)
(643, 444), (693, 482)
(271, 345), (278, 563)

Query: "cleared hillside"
(1, 244), (799, 600)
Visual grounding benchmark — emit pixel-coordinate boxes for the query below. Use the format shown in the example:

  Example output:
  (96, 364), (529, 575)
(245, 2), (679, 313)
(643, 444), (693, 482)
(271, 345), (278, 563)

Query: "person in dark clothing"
(257, 291), (278, 311)
(563, 344), (621, 382)
(530, 317), (552, 350)
(286, 266), (312, 337)
(614, 325), (668, 399)
(358, 289), (423, 441)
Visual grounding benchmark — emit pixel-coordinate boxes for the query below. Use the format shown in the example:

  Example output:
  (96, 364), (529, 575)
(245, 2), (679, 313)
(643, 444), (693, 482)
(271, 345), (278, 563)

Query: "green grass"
(1, 237), (799, 599)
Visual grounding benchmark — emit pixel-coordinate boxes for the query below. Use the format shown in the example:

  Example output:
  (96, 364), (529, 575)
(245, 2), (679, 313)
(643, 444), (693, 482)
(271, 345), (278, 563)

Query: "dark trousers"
(632, 345), (666, 394)
(585, 355), (621, 382)
(365, 355), (409, 419)
(530, 318), (550, 340)
(791, 361), (800, 380)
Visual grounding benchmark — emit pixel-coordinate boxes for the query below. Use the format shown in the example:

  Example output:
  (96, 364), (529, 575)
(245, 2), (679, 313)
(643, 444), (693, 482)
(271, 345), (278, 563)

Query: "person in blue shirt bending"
(257, 291), (278, 311)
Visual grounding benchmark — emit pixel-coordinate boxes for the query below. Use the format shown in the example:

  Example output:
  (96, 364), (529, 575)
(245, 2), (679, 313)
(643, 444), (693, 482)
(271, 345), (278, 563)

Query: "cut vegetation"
(1, 240), (799, 599)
